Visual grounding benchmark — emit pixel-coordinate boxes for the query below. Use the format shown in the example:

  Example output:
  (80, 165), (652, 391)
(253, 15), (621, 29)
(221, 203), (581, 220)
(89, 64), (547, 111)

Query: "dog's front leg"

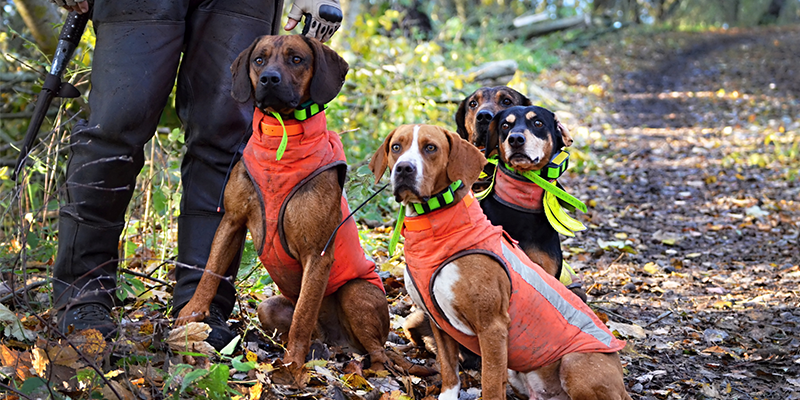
(283, 252), (334, 366)
(175, 213), (247, 326)
(478, 319), (510, 400)
(430, 321), (462, 400)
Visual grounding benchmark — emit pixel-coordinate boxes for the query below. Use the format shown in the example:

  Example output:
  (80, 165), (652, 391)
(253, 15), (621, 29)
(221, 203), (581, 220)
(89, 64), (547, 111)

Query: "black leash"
(320, 182), (390, 257)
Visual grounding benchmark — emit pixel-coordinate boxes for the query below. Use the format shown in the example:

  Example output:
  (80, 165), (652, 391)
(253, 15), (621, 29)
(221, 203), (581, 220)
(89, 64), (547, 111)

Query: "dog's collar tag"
(412, 180), (464, 215)
(538, 150), (570, 180)
(293, 101), (327, 121)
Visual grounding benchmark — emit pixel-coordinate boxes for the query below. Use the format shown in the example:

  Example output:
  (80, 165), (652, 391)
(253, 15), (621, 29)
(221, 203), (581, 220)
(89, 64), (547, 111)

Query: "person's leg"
(53, 0), (187, 336)
(171, 0), (283, 349)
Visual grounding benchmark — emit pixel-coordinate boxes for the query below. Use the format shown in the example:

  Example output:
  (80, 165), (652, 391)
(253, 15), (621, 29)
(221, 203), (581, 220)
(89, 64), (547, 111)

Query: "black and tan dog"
(174, 35), (392, 385)
(480, 105), (585, 298)
(370, 124), (630, 400)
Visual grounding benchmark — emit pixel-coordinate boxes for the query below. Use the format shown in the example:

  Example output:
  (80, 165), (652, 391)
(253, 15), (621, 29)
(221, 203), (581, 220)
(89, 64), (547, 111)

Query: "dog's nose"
(508, 133), (526, 148)
(394, 162), (417, 177)
(476, 110), (494, 123)
(259, 70), (282, 86)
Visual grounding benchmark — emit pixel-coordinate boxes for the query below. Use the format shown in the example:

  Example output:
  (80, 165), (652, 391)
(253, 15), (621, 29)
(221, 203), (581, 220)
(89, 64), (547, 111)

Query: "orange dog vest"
(402, 192), (625, 372)
(242, 109), (384, 303)
(492, 164), (545, 212)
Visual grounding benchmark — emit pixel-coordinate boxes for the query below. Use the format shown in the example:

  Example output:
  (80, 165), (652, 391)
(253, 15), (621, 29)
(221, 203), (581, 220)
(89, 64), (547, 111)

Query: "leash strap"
(269, 111), (289, 161)
(505, 164), (587, 213)
(268, 101), (327, 161)
(475, 156), (499, 201)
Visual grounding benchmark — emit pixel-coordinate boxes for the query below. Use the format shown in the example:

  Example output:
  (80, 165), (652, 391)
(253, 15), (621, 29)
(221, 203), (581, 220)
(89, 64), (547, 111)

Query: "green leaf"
(231, 354), (256, 372)
(219, 334), (240, 356)
(20, 377), (48, 394)
(180, 368), (210, 393)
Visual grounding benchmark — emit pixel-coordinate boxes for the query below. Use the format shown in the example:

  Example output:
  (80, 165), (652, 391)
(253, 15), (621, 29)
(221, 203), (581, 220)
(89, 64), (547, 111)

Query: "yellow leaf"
(614, 232), (628, 239)
(249, 381), (263, 400)
(643, 262), (659, 275)
(712, 300), (732, 309)
(342, 373), (371, 389)
(32, 347), (48, 377)
(246, 350), (258, 363)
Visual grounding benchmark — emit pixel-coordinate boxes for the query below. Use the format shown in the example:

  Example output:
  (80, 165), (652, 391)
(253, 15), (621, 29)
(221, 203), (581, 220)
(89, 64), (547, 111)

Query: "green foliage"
(332, 11), (562, 222)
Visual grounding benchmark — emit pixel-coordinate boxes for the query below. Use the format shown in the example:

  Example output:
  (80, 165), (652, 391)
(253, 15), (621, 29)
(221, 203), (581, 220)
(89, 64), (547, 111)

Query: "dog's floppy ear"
(454, 97), (469, 140)
(230, 37), (261, 103)
(369, 129), (396, 184)
(554, 113), (573, 147)
(302, 36), (349, 105)
(520, 92), (533, 107)
(444, 127), (487, 189)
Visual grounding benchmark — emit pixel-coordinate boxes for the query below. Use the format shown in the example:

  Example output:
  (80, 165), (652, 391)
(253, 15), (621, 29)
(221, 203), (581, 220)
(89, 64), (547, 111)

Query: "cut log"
(514, 14), (590, 39)
(513, 12), (550, 28)
(467, 60), (518, 82)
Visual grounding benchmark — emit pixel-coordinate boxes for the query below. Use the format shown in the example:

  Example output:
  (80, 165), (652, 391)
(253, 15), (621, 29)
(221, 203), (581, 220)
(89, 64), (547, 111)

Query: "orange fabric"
(260, 116), (306, 136)
(493, 166), (545, 211)
(402, 193), (625, 372)
(243, 109), (384, 303)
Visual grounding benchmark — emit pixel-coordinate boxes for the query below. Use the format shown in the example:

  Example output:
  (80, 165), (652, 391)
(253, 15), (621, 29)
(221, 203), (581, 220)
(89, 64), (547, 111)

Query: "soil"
(535, 25), (800, 399)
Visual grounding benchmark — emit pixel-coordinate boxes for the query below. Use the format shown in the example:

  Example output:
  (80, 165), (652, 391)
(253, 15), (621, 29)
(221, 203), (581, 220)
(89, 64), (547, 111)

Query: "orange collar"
(252, 108), (328, 137)
(404, 191), (475, 232)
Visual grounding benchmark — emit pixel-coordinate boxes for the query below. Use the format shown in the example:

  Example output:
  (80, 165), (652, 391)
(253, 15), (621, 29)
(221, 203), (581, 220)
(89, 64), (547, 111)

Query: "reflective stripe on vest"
(402, 193), (625, 372)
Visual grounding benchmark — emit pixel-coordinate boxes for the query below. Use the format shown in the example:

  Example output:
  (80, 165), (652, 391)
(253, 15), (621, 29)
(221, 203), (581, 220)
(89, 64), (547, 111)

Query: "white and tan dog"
(370, 124), (631, 400)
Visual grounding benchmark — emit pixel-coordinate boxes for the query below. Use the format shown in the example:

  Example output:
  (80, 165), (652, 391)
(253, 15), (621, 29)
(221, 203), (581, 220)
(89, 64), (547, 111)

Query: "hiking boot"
(57, 302), (116, 338)
(205, 304), (237, 351)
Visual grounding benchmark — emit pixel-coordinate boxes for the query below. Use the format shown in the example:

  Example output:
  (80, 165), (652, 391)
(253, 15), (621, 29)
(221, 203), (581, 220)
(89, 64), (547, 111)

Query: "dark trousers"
(53, 0), (283, 316)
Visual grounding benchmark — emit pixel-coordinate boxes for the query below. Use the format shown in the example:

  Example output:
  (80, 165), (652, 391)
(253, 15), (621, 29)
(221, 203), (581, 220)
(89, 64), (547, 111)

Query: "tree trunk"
(14, 0), (62, 55)
(758, 0), (785, 25)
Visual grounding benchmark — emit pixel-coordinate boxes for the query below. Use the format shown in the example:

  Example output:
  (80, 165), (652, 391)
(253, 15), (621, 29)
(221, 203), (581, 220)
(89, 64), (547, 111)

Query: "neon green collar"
(388, 180), (464, 256)
(268, 101), (327, 161)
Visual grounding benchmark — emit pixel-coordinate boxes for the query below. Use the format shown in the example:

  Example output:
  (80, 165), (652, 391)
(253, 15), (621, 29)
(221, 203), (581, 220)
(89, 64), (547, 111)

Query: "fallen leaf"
(607, 321), (646, 339)
(0, 344), (34, 380)
(100, 381), (136, 400)
(167, 322), (215, 356)
(31, 347), (48, 377)
(249, 381), (263, 400)
(643, 262), (659, 275)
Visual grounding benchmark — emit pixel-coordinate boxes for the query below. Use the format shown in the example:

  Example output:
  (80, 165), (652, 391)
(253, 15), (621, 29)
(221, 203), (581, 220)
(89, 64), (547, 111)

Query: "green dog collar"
(388, 180), (464, 257)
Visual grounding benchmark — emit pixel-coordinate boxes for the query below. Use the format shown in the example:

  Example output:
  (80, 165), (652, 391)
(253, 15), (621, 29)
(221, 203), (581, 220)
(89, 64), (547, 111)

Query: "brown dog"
(455, 86), (532, 150)
(370, 124), (631, 400)
(174, 35), (391, 385)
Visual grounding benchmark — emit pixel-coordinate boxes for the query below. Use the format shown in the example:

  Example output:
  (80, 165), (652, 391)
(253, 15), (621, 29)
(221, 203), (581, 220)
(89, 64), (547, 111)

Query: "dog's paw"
(174, 305), (208, 326)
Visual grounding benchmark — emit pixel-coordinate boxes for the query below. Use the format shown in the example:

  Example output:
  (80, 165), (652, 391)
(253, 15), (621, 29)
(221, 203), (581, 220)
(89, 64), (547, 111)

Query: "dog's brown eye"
(292, 56), (302, 64)
(469, 100), (478, 109)
(254, 57), (264, 65)
(501, 122), (510, 130)
(502, 98), (512, 106)
(425, 144), (437, 153)
(391, 143), (401, 152)
(534, 120), (543, 128)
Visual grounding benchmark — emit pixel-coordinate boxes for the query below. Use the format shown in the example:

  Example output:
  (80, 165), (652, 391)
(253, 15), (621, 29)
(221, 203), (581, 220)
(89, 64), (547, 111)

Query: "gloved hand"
(284, 0), (343, 43)
(51, 0), (90, 14)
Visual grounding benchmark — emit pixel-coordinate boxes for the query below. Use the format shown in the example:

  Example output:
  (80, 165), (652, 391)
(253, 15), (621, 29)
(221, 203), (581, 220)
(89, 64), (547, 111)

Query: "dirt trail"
(540, 26), (800, 399)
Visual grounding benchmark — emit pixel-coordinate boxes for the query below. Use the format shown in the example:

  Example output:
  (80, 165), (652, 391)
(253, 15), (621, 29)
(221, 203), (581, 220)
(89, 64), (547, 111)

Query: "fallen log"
(513, 14), (590, 39)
